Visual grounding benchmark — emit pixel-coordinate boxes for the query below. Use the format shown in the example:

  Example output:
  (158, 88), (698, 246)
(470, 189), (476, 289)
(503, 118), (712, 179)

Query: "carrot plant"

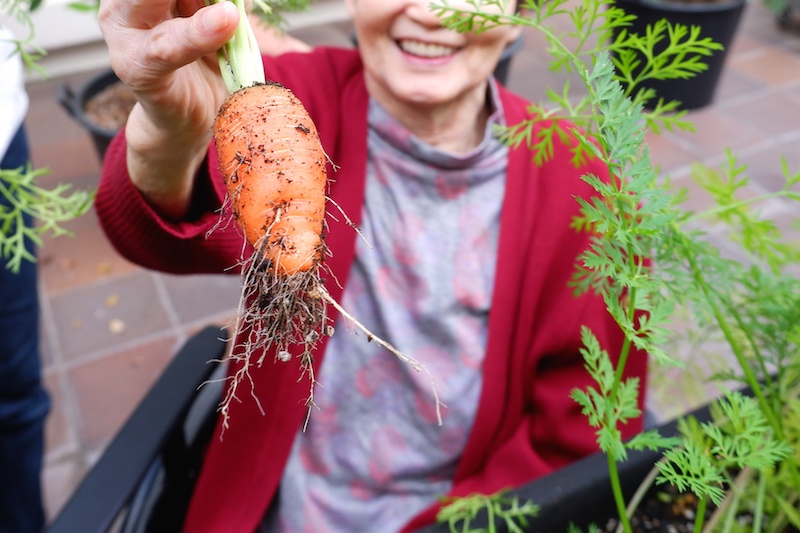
(432, 0), (800, 531)
(0, 165), (93, 272)
(438, 489), (540, 533)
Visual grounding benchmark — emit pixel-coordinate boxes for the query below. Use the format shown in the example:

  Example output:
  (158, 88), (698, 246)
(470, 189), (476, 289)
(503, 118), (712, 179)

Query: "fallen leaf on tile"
(108, 319), (126, 334)
(96, 262), (112, 275)
(105, 294), (120, 308)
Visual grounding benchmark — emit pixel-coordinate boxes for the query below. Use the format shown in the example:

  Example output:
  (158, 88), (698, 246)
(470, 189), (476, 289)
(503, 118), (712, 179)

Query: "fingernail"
(199, 4), (231, 34)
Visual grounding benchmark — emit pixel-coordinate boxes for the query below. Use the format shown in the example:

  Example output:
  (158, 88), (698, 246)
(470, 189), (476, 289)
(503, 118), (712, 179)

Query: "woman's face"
(345, 0), (521, 111)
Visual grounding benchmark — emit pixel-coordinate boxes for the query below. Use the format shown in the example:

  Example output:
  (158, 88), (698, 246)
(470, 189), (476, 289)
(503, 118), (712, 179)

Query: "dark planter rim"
(420, 382), (768, 532)
(58, 69), (121, 137)
(616, 0), (747, 14)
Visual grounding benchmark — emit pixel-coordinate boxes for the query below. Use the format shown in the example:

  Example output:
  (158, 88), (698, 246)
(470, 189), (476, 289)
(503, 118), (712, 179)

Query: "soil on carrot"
(84, 81), (137, 131)
(217, 264), (329, 432)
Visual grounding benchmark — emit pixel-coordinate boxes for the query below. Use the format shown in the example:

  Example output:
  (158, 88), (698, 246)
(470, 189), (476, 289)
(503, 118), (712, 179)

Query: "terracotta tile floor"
(20, 3), (800, 524)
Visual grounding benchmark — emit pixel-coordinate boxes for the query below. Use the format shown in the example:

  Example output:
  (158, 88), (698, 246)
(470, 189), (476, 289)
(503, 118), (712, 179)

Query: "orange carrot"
(208, 12), (441, 429)
(214, 81), (327, 275)
(211, 81), (332, 430)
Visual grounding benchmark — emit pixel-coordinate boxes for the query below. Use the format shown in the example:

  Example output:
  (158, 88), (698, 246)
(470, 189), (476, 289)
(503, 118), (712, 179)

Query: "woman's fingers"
(98, 0), (239, 157)
(99, 1), (239, 90)
(101, 0), (177, 30)
(150, 4), (240, 73)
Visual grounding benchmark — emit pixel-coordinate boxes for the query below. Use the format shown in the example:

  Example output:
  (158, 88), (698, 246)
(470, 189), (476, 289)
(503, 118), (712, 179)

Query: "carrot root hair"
(217, 251), (445, 433)
(218, 254), (330, 433)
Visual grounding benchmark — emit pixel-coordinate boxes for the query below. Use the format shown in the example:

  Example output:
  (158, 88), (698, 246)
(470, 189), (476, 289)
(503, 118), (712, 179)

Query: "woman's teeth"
(399, 40), (456, 58)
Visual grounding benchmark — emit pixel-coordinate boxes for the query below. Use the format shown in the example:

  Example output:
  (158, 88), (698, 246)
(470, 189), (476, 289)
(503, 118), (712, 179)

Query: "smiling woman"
(92, 0), (648, 531)
(350, 0), (522, 151)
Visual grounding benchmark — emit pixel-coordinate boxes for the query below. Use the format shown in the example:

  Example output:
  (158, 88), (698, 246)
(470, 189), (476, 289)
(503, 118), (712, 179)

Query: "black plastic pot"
(58, 69), (122, 162)
(614, 0), (747, 110)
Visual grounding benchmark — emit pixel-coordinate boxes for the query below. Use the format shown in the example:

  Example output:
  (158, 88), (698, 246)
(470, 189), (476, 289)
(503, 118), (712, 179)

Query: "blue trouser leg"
(0, 126), (50, 533)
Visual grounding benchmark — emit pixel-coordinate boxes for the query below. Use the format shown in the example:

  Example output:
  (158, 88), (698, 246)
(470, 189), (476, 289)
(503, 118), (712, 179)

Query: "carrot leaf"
(0, 165), (94, 272)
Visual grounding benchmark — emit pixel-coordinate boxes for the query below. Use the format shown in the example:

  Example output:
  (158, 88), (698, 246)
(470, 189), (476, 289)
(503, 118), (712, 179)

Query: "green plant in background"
(0, 165), (92, 273)
(0, 0), (45, 71)
(61, 0), (314, 26)
(249, 0), (313, 29)
(63, 1), (99, 14)
(763, 0), (790, 17)
(437, 490), (540, 533)
(432, 0), (800, 531)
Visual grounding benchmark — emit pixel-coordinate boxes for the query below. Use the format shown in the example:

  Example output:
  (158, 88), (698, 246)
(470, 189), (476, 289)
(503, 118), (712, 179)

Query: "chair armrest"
(47, 325), (228, 533)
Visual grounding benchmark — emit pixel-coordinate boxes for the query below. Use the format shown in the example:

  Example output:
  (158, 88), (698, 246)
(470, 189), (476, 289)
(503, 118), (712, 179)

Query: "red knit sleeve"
(95, 129), (246, 274)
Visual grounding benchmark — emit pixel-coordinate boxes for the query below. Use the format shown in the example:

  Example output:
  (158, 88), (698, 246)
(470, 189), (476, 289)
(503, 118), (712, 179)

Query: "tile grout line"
(50, 311), (237, 373)
(38, 275), (85, 465)
(150, 271), (189, 346)
(38, 276), (94, 521)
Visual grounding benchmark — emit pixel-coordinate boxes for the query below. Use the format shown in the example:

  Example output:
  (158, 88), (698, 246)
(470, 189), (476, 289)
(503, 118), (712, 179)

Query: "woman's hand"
(98, 0), (240, 219)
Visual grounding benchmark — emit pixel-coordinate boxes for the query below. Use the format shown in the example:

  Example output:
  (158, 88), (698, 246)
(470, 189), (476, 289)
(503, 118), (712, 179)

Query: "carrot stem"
(206, 0), (266, 93)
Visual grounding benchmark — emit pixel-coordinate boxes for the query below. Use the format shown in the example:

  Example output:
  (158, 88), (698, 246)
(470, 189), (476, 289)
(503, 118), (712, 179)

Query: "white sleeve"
(0, 25), (30, 162)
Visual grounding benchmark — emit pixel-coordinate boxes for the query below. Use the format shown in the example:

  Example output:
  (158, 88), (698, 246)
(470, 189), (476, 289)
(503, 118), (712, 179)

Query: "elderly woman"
(95, 1), (647, 531)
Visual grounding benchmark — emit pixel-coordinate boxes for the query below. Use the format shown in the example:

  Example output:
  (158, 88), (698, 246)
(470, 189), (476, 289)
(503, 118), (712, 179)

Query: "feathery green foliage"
(0, 166), (93, 272)
(251, 0), (312, 29)
(1, 0), (46, 72)
(437, 490), (540, 533)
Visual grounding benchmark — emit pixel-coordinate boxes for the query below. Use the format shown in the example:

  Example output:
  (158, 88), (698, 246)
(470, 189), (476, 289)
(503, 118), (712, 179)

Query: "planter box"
(420, 403), (715, 532)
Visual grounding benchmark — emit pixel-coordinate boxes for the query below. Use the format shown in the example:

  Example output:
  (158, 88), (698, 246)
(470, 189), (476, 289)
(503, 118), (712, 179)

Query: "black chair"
(47, 326), (229, 533)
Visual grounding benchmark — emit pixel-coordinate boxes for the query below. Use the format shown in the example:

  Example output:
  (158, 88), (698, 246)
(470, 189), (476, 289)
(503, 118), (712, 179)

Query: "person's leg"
(0, 125), (50, 533)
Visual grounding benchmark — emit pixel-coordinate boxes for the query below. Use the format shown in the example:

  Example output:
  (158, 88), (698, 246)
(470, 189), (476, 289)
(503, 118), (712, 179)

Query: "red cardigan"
(97, 48), (647, 533)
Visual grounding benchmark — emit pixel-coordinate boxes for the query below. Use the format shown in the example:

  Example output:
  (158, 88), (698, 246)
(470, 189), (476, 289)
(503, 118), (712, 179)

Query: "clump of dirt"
(604, 486), (711, 533)
(83, 82), (137, 131)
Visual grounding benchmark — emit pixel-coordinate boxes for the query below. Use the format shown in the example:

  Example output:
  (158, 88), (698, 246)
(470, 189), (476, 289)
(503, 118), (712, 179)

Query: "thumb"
(146, 2), (240, 72)
(193, 2), (241, 46)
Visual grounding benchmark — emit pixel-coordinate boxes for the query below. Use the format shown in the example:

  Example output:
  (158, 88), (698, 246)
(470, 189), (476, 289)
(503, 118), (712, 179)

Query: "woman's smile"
(397, 39), (461, 59)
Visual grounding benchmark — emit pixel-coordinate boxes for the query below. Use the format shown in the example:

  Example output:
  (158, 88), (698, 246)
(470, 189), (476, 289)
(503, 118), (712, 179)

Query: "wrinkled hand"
(98, 0), (241, 219)
(99, 0), (239, 151)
